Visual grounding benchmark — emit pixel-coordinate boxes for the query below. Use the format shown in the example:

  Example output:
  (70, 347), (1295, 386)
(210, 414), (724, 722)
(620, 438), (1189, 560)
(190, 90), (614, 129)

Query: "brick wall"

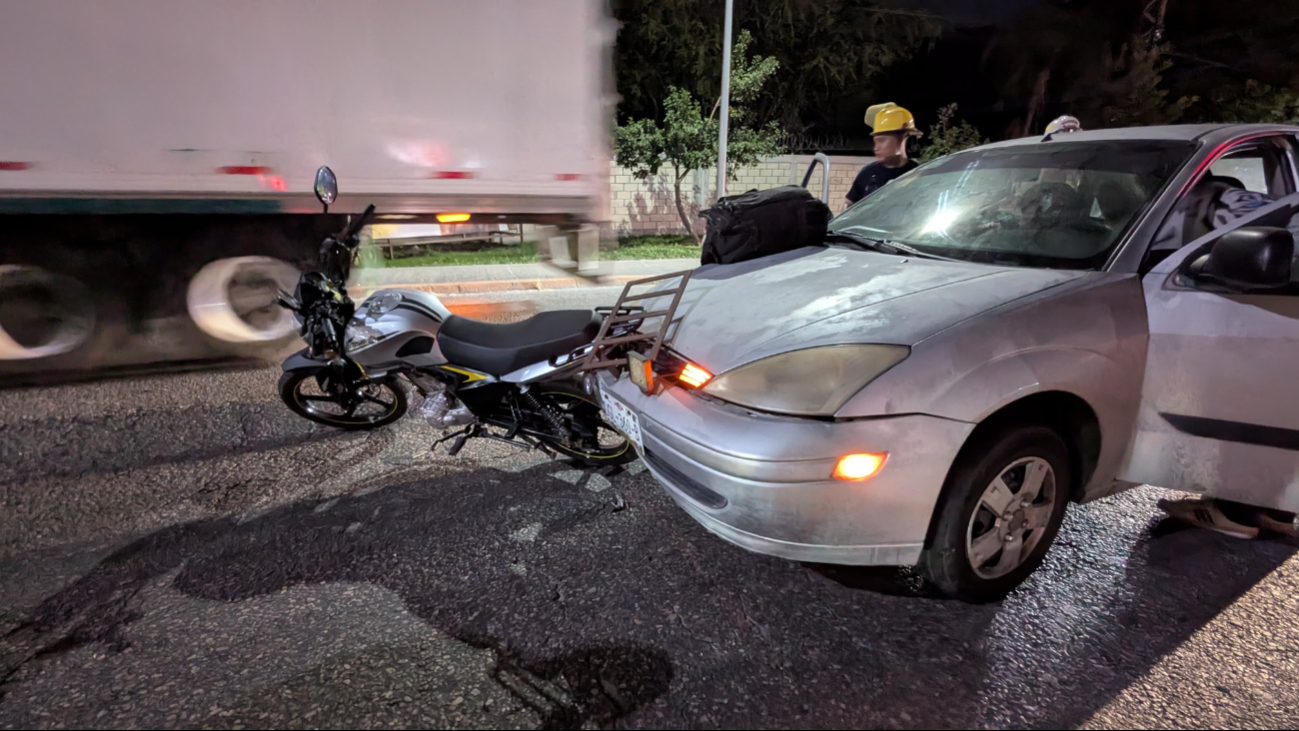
(607, 154), (873, 238)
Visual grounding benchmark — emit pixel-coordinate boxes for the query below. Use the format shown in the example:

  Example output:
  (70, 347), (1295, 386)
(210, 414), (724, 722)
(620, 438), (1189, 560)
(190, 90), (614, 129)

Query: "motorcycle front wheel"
(279, 371), (408, 430)
(533, 383), (637, 466)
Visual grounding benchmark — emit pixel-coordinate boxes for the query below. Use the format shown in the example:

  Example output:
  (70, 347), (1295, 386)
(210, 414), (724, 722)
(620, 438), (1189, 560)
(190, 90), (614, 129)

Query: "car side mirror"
(1188, 226), (1294, 290)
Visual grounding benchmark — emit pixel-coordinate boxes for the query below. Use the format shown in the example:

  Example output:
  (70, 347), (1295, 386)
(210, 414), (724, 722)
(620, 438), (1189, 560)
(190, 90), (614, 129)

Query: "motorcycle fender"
(281, 348), (328, 374)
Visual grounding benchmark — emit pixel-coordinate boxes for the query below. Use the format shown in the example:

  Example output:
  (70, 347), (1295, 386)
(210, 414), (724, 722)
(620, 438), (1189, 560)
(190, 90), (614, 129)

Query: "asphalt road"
(3, 287), (1299, 729)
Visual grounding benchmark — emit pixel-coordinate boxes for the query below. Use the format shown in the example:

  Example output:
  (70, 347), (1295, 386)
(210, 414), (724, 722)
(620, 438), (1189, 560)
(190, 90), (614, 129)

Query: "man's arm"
(845, 168), (867, 205)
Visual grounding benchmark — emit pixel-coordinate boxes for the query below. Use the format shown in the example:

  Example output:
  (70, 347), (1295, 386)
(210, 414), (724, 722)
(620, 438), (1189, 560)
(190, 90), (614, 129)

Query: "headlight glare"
(344, 324), (384, 351)
(701, 344), (909, 416)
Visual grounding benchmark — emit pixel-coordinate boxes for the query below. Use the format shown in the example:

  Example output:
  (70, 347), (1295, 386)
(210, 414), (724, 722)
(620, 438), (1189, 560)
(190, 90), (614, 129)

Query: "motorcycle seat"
(436, 309), (603, 376)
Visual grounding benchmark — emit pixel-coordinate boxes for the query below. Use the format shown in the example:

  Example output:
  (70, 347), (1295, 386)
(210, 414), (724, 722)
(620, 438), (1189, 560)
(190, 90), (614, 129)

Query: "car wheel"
(920, 424), (1072, 603)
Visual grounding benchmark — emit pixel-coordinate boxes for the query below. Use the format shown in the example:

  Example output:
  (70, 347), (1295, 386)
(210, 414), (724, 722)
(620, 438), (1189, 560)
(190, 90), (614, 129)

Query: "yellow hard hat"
(866, 102), (920, 136)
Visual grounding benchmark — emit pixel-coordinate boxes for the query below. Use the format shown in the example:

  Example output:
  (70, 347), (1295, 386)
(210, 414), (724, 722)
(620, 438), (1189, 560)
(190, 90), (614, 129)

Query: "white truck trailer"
(0, 0), (615, 382)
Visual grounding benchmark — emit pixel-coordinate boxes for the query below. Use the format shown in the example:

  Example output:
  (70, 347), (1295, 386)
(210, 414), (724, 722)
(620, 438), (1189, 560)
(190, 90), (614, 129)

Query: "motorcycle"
(273, 166), (650, 466)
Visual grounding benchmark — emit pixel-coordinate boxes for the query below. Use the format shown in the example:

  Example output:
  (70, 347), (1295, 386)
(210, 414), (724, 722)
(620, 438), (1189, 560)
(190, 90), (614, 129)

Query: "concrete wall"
(607, 154), (873, 238)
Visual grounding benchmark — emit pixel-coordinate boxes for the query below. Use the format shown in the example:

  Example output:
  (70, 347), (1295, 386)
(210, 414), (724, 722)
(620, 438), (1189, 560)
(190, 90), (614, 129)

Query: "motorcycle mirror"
(314, 166), (338, 211)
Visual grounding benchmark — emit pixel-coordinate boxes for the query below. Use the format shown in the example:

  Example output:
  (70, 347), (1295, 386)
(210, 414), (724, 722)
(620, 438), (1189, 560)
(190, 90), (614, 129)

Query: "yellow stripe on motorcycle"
(440, 366), (490, 383)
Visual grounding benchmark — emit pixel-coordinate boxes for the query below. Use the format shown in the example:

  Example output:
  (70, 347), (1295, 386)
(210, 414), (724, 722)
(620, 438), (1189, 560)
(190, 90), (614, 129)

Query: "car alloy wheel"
(964, 456), (1057, 579)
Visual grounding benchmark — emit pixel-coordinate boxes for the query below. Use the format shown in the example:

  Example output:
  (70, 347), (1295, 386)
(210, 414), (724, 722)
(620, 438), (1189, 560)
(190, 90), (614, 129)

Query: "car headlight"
(701, 344), (909, 416)
(344, 324), (384, 351)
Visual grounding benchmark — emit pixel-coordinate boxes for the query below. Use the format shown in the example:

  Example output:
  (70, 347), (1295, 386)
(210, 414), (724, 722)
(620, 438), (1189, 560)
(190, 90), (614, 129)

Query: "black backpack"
(698, 185), (832, 266)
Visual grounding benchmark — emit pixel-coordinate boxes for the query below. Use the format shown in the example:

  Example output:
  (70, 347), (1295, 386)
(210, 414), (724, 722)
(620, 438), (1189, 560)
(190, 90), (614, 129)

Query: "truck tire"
(186, 255), (300, 344)
(920, 424), (1072, 603)
(0, 264), (127, 374)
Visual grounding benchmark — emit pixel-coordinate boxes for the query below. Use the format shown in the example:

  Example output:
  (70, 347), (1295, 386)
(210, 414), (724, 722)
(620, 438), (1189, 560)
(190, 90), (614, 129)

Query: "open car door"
(1119, 188), (1299, 511)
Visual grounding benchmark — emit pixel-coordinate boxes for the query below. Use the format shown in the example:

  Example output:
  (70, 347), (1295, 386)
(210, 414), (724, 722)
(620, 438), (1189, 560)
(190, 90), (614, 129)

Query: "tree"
(920, 104), (986, 162)
(615, 30), (785, 243)
(737, 0), (941, 132)
(1078, 36), (1196, 128)
(978, 0), (1137, 137)
(1195, 80), (1299, 125)
(978, 3), (1199, 135)
(612, 0), (940, 134)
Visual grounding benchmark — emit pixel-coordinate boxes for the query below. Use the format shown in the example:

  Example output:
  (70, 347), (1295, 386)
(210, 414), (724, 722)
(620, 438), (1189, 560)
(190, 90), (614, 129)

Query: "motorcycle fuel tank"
(344, 289), (451, 368)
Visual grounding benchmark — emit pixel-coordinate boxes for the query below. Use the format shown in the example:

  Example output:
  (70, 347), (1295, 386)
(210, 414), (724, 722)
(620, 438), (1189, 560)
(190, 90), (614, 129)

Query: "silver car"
(599, 124), (1299, 602)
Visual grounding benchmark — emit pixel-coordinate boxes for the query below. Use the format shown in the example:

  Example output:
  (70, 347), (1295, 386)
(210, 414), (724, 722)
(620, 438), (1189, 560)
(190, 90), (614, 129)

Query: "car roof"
(977, 123), (1299, 150)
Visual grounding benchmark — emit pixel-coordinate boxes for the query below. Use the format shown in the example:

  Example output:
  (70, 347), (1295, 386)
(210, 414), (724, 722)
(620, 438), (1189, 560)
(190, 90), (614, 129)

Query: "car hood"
(662, 247), (1084, 373)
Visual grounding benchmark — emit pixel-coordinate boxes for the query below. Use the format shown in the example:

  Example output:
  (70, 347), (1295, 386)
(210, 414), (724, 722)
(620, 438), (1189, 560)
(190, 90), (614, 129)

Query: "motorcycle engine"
(410, 375), (476, 429)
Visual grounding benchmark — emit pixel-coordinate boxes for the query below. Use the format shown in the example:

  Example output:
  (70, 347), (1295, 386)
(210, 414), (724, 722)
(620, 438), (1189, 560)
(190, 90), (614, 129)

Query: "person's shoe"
(1157, 497), (1260, 539)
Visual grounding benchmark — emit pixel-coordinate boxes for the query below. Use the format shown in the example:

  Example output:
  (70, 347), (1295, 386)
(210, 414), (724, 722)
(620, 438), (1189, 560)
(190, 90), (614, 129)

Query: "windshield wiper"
(824, 231), (960, 262)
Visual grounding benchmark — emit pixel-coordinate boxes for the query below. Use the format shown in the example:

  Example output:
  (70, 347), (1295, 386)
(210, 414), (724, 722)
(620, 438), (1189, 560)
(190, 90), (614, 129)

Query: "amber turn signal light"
(436, 212), (472, 223)
(833, 453), (888, 481)
(678, 364), (712, 388)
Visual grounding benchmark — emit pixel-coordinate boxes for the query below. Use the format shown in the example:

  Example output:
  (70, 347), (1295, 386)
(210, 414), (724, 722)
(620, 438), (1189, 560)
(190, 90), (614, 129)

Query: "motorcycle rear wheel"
(534, 383), (637, 467)
(279, 371), (407, 430)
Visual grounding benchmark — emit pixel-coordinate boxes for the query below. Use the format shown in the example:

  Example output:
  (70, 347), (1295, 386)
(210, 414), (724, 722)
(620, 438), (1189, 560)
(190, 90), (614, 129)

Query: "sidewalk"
(351, 258), (699, 296)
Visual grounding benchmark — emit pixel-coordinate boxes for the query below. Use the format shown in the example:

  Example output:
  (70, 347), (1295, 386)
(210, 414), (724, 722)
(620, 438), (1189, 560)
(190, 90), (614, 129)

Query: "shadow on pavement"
(3, 460), (1296, 728)
(806, 564), (948, 600)
(0, 357), (268, 391)
(3, 464), (674, 729)
(0, 392), (343, 484)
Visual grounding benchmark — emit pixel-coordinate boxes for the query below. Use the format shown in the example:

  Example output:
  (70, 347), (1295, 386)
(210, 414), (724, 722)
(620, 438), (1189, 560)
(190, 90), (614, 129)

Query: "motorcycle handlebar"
(275, 291), (301, 312)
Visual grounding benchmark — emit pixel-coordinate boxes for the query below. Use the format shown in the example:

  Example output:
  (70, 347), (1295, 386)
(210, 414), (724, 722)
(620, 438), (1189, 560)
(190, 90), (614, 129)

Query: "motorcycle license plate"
(600, 385), (643, 451)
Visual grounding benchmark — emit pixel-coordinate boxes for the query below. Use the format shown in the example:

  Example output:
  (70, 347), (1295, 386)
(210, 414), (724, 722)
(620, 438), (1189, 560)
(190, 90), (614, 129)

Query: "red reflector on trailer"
(433, 171), (475, 180)
(218, 165), (272, 175)
(556, 173), (582, 181)
(0, 162), (31, 171)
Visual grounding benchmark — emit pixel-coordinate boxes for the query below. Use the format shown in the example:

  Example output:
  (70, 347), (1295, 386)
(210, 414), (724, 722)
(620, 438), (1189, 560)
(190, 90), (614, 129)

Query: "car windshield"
(828, 140), (1197, 269)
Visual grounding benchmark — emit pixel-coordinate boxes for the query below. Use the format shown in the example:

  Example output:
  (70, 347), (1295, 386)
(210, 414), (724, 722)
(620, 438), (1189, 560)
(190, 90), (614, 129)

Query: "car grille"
(643, 448), (727, 510)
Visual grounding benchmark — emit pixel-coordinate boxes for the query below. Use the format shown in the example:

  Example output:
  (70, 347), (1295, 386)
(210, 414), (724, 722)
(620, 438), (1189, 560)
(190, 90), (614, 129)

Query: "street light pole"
(715, 0), (734, 202)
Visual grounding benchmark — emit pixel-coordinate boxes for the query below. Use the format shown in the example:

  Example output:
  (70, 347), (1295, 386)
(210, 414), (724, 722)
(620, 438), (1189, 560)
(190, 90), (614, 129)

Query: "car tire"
(920, 423), (1072, 603)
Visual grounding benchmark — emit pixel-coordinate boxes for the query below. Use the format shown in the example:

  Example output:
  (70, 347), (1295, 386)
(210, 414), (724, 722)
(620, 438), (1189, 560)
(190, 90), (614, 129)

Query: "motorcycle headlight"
(344, 324), (384, 351)
(701, 344), (910, 416)
(364, 291), (402, 317)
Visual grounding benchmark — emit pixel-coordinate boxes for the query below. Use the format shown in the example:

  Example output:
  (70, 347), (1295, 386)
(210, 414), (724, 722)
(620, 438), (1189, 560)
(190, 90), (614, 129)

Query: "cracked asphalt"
(3, 290), (1299, 729)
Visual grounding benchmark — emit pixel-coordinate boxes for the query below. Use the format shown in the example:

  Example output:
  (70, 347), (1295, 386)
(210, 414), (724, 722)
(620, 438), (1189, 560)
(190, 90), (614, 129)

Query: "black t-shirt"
(846, 160), (918, 204)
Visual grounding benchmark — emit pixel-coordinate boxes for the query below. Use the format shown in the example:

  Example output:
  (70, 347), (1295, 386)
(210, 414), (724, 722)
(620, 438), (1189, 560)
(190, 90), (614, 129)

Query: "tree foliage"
(1194, 80), (1299, 125)
(1080, 36), (1197, 128)
(612, 0), (940, 132)
(615, 30), (785, 243)
(920, 104), (986, 162)
(974, 0), (1299, 137)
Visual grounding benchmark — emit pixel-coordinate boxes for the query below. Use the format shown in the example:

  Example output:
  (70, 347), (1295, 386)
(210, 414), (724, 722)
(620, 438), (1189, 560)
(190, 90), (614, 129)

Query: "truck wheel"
(187, 256), (300, 344)
(920, 424), (1072, 603)
(0, 265), (101, 362)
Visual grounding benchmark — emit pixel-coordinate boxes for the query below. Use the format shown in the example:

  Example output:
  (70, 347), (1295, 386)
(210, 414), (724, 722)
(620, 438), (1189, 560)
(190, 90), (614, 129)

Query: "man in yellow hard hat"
(845, 102), (923, 206)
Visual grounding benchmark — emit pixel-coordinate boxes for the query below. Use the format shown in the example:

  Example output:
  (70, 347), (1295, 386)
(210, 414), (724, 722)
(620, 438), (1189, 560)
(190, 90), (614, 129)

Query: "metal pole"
(715, 0), (734, 202)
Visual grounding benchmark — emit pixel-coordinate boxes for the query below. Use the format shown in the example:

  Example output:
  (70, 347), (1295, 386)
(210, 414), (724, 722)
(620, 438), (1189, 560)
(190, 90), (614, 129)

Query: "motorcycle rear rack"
(574, 269), (693, 373)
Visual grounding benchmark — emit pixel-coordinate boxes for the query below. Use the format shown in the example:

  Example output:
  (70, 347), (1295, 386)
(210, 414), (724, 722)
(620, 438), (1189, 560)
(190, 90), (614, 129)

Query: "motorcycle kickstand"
(431, 424), (477, 455)
(487, 428), (552, 456)
(498, 422), (553, 456)
(479, 433), (536, 451)
(528, 436), (556, 458)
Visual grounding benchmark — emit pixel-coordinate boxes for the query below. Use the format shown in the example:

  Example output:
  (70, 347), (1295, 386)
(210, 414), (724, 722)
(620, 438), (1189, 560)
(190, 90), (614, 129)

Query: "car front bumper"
(599, 373), (976, 566)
